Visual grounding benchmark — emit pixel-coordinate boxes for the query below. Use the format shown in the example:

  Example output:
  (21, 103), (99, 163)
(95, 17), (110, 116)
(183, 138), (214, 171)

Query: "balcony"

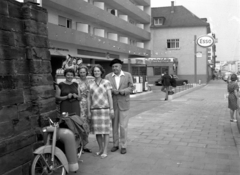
(43, 0), (150, 41)
(95, 0), (150, 23)
(47, 23), (150, 56)
(134, 0), (150, 6)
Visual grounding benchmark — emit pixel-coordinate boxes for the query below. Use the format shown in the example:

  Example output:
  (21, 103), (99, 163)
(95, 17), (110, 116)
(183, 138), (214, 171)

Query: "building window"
(131, 66), (146, 76)
(167, 39), (179, 49)
(153, 66), (169, 75)
(129, 39), (136, 45)
(58, 16), (72, 28)
(153, 18), (164, 26)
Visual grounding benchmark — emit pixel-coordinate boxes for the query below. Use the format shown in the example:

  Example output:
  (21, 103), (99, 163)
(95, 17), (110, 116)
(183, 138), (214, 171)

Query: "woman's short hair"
(78, 65), (88, 76)
(64, 68), (75, 77)
(231, 74), (238, 81)
(91, 64), (105, 78)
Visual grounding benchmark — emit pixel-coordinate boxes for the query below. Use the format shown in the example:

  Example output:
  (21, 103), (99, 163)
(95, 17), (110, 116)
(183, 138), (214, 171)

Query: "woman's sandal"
(95, 152), (102, 156)
(100, 154), (108, 159)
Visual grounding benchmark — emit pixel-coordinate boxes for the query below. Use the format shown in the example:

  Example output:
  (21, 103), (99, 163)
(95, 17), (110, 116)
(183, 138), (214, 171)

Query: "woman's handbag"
(224, 93), (229, 99)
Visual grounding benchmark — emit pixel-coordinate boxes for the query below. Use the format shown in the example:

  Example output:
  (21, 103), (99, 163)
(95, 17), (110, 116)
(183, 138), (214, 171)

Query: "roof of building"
(151, 5), (210, 30)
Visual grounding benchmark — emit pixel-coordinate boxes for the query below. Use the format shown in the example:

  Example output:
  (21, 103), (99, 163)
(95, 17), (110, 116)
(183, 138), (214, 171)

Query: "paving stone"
(70, 81), (240, 175)
(188, 143), (207, 148)
(152, 140), (170, 145)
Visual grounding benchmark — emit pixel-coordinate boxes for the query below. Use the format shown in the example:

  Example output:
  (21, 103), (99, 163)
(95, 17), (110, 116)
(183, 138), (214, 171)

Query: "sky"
(151, 0), (240, 61)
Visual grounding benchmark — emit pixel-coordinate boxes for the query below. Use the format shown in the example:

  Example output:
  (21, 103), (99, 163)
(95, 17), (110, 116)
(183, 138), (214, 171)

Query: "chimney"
(171, 1), (174, 13)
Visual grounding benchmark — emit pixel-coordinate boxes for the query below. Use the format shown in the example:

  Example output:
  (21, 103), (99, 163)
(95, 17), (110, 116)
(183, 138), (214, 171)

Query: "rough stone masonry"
(0, 0), (56, 174)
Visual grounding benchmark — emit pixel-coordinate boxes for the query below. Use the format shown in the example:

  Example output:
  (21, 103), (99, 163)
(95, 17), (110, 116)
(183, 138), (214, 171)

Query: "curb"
(130, 90), (153, 98)
(230, 122), (240, 157)
(171, 84), (206, 100)
(130, 84), (206, 99)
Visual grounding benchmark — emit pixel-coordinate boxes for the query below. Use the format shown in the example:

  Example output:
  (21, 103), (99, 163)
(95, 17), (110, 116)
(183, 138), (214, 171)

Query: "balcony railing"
(47, 23), (151, 56)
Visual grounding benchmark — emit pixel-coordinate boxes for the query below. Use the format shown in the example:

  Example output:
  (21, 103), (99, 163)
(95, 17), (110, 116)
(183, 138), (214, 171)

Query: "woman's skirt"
(91, 109), (110, 134)
(228, 93), (238, 111)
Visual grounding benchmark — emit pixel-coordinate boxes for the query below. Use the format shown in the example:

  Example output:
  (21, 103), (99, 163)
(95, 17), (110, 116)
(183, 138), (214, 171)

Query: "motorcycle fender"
(33, 145), (69, 173)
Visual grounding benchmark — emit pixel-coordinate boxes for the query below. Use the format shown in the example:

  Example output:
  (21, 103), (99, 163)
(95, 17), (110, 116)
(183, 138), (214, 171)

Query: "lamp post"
(194, 35), (197, 83)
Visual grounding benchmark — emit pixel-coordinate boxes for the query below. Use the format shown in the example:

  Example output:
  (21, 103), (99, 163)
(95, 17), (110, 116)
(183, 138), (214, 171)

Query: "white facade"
(151, 27), (209, 83)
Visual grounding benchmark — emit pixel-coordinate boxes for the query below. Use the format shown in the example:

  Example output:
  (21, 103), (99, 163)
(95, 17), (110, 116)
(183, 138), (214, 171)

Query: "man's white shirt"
(112, 71), (125, 90)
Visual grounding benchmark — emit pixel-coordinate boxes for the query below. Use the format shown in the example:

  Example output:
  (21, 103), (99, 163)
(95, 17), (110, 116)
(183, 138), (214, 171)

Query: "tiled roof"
(151, 6), (210, 29)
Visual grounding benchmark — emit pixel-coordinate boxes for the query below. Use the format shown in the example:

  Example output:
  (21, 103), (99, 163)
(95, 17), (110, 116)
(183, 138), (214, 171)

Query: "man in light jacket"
(105, 59), (133, 154)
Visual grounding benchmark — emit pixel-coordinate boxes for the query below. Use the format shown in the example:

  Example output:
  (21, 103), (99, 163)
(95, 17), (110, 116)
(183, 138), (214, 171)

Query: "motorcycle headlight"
(42, 128), (47, 132)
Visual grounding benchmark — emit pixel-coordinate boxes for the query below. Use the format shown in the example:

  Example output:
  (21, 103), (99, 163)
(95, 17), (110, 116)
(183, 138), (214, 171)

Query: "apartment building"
(42, 0), (151, 78)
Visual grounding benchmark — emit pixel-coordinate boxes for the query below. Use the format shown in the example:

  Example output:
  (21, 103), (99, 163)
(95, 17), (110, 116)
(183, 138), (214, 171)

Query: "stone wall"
(0, 0), (56, 174)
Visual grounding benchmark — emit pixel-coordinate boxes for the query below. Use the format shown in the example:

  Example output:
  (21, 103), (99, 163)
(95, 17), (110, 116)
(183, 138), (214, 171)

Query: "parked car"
(155, 75), (188, 86)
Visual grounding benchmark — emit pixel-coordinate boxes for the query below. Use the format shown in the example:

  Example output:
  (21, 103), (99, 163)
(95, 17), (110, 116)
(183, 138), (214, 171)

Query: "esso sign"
(197, 36), (214, 48)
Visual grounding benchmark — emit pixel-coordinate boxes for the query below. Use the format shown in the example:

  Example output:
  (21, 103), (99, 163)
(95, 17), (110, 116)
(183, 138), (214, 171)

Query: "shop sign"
(196, 52), (202, 58)
(123, 58), (146, 64)
(136, 59), (144, 64)
(197, 35), (214, 48)
(147, 57), (175, 62)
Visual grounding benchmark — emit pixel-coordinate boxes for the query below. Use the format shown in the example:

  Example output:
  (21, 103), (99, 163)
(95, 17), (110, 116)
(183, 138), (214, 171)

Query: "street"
(71, 80), (240, 175)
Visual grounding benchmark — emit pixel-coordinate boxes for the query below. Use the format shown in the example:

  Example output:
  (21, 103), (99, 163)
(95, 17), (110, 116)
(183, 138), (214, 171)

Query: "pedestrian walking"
(169, 74), (177, 94)
(87, 65), (114, 159)
(105, 59), (134, 154)
(227, 74), (239, 122)
(162, 72), (171, 101)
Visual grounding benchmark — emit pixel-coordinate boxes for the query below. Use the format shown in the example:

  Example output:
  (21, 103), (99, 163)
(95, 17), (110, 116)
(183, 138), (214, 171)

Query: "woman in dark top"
(56, 69), (81, 116)
(228, 74), (239, 122)
(162, 72), (171, 101)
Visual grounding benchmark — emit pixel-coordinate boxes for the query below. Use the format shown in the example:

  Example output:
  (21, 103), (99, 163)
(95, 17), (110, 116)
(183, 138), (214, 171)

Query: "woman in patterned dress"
(87, 65), (114, 159)
(77, 65), (92, 153)
(228, 74), (239, 122)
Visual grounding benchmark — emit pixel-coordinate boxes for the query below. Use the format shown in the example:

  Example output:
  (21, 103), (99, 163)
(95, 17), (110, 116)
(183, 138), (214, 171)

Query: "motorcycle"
(31, 113), (84, 175)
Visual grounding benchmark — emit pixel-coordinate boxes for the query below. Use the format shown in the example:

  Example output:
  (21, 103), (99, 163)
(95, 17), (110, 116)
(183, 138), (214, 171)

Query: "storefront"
(146, 57), (178, 84)
(122, 58), (148, 93)
(49, 41), (120, 82)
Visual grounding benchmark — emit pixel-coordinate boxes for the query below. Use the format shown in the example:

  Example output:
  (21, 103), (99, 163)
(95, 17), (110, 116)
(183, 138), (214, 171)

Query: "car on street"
(155, 75), (188, 86)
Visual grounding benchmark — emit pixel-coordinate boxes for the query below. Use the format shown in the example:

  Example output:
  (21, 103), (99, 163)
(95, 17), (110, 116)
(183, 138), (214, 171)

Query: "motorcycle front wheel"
(31, 153), (66, 175)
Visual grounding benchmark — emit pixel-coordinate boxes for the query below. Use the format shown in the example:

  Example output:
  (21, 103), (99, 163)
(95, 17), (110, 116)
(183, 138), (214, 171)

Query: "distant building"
(215, 61), (221, 71)
(236, 61), (240, 73)
(149, 1), (211, 84)
(221, 61), (237, 73)
(42, 0), (151, 79)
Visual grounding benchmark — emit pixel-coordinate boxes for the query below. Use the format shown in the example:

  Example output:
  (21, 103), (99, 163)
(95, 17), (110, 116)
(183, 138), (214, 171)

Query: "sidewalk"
(73, 80), (240, 175)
